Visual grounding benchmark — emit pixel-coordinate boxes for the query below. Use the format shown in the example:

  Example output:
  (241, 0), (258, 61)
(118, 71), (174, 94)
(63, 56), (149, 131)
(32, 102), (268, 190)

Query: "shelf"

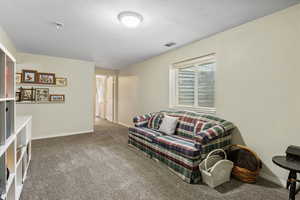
(1, 41), (31, 200)
(1, 192), (5, 199)
(16, 116), (32, 135)
(6, 173), (15, 193)
(16, 148), (25, 168)
(16, 184), (23, 200)
(6, 100), (15, 140)
(1, 163), (16, 200)
(17, 83), (66, 87)
(0, 49), (5, 99)
(17, 101), (65, 104)
(6, 55), (15, 99)
(0, 134), (15, 157)
(22, 161), (30, 183)
(0, 98), (15, 102)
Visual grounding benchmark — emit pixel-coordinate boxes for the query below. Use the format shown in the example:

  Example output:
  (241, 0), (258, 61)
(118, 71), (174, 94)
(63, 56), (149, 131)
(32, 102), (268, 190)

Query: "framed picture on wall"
(36, 88), (49, 103)
(49, 94), (65, 102)
(37, 73), (56, 84)
(55, 77), (67, 87)
(16, 73), (22, 84)
(20, 88), (36, 101)
(22, 70), (37, 83)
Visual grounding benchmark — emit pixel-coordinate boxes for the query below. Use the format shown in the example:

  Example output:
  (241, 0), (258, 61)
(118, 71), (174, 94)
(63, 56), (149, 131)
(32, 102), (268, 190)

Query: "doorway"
(95, 75), (115, 122)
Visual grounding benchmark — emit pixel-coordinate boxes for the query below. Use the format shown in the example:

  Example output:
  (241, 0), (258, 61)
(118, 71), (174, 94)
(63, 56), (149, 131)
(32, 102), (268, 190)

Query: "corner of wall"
(0, 26), (17, 58)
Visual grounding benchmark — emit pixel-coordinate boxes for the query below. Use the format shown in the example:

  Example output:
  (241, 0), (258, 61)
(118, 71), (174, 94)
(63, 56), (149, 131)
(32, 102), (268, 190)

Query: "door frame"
(94, 74), (118, 123)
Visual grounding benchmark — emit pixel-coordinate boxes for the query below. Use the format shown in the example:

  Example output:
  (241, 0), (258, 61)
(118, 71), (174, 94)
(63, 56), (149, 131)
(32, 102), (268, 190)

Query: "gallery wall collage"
(16, 70), (67, 104)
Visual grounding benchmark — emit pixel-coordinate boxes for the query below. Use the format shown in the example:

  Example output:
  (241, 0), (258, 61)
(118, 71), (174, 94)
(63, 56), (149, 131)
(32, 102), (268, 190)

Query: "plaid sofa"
(128, 110), (235, 184)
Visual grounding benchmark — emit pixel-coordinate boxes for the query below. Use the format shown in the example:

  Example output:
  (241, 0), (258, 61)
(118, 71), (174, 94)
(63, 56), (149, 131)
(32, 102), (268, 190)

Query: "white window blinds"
(170, 54), (216, 112)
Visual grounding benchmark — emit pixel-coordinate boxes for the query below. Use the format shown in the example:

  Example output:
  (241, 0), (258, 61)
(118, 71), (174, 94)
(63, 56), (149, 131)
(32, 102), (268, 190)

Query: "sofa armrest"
(133, 113), (155, 127)
(194, 121), (235, 148)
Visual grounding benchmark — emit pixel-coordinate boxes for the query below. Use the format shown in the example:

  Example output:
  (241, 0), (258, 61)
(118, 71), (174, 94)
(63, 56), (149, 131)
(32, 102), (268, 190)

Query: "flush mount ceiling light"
(118, 11), (143, 28)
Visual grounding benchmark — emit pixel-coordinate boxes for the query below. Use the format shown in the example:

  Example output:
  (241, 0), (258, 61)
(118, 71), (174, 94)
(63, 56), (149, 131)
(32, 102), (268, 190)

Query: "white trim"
(16, 115), (32, 134)
(173, 53), (215, 69)
(32, 129), (94, 140)
(169, 54), (216, 113)
(117, 121), (131, 128)
(169, 105), (216, 115)
(169, 65), (176, 107)
(0, 42), (16, 62)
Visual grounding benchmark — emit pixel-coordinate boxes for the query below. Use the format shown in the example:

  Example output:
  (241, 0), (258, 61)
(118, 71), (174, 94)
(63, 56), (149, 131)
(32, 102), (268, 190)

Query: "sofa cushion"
(176, 116), (215, 139)
(159, 115), (179, 135)
(194, 125), (226, 146)
(154, 135), (200, 159)
(193, 120), (215, 135)
(147, 113), (164, 130)
(133, 113), (154, 127)
(128, 127), (165, 143)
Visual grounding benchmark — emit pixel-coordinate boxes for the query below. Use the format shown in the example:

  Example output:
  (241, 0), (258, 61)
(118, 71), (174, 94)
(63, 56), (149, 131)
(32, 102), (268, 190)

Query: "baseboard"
(32, 129), (94, 140)
(259, 172), (285, 187)
(117, 121), (131, 127)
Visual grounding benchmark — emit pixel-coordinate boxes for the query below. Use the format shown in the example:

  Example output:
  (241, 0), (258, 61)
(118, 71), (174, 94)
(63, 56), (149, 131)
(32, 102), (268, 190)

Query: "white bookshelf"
(0, 42), (32, 200)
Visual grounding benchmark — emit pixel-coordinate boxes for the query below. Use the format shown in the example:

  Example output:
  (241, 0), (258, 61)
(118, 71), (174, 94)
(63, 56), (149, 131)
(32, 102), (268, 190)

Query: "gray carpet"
(20, 119), (296, 200)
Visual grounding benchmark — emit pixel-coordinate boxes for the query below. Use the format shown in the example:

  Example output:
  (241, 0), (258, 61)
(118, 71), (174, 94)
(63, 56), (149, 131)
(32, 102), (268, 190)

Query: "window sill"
(169, 105), (216, 115)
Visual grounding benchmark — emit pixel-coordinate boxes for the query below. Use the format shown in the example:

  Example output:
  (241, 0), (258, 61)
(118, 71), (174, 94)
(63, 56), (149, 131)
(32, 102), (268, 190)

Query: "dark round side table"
(272, 156), (300, 200)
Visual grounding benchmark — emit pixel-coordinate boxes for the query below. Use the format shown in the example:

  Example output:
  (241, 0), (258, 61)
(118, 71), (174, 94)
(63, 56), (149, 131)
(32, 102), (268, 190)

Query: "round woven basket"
(229, 144), (262, 183)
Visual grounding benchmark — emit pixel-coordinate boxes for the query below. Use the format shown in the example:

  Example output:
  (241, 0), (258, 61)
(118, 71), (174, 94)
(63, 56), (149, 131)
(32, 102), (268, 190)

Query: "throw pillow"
(159, 115), (179, 135)
(147, 113), (164, 130)
(193, 121), (215, 135)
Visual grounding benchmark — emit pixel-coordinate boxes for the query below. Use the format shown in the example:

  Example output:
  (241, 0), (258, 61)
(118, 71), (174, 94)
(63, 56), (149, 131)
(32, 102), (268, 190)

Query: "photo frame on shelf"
(16, 73), (22, 84)
(35, 88), (49, 103)
(22, 70), (37, 83)
(37, 73), (56, 84)
(49, 94), (65, 102)
(55, 77), (67, 87)
(15, 91), (21, 102)
(20, 87), (36, 102)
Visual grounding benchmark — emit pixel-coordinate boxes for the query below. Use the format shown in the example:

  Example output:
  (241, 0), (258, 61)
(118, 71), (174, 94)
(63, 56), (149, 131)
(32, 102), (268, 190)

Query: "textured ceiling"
(0, 0), (299, 69)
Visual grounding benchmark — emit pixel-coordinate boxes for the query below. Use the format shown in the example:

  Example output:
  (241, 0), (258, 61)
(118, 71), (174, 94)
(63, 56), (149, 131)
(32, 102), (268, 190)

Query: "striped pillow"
(193, 120), (215, 135)
(147, 113), (164, 130)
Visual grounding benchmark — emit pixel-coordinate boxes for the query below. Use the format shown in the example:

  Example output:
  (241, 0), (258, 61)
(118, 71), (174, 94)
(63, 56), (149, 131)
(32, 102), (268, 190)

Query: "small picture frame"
(22, 70), (37, 83)
(16, 73), (22, 84)
(37, 73), (56, 84)
(15, 92), (21, 102)
(55, 77), (67, 87)
(36, 88), (50, 103)
(49, 94), (65, 102)
(20, 88), (36, 101)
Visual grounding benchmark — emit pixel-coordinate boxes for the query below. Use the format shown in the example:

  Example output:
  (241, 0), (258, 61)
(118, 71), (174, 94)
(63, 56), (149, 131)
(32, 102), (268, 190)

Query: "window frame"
(169, 54), (216, 114)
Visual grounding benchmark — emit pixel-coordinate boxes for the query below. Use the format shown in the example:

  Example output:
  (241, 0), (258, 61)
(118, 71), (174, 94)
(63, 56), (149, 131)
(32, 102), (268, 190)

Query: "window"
(169, 54), (216, 114)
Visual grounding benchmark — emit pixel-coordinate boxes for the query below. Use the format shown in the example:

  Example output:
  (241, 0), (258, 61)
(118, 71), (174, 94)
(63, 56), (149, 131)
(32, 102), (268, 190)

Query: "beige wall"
(0, 26), (16, 58)
(16, 53), (95, 139)
(118, 4), (300, 185)
(95, 67), (119, 76)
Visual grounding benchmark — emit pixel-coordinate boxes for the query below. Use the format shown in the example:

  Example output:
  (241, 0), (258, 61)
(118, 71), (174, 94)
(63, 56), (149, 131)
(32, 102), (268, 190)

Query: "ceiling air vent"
(53, 22), (64, 30)
(164, 42), (176, 47)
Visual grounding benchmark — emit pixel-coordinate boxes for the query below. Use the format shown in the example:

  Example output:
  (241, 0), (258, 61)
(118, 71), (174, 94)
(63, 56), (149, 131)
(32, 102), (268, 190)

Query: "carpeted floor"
(20, 119), (297, 200)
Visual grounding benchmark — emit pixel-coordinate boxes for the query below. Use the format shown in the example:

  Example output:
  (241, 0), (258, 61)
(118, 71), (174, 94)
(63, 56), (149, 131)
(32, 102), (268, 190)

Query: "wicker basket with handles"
(199, 149), (234, 188)
(229, 144), (262, 183)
